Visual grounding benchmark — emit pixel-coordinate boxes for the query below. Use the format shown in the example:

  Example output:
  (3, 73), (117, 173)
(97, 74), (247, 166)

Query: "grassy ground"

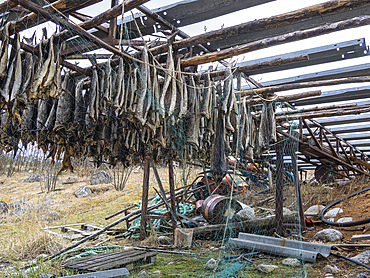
(0, 160), (369, 277)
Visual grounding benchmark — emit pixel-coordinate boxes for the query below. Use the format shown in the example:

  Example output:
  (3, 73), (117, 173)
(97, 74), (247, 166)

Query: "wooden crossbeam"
(149, 0), (370, 56)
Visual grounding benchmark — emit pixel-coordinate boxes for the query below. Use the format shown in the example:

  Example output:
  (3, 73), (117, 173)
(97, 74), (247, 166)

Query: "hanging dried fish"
(113, 58), (124, 117)
(258, 101), (276, 155)
(86, 67), (98, 128)
(74, 78), (88, 126)
(42, 36), (55, 90)
(200, 73), (212, 119)
(128, 67), (137, 113)
(186, 76), (200, 147)
(210, 108), (226, 183)
(36, 96), (52, 130)
(43, 98), (58, 131)
(221, 66), (232, 114)
(103, 59), (112, 107)
(2, 33), (19, 103)
(159, 44), (176, 116)
(0, 22), (10, 78)
(10, 34), (22, 102)
(20, 52), (33, 99)
(54, 72), (74, 130)
(30, 43), (43, 98)
(34, 36), (54, 95)
(136, 47), (149, 125)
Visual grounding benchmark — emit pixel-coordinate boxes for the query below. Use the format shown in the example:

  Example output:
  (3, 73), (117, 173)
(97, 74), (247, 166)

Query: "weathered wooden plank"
(8, 0), (102, 36)
(149, 0), (370, 55)
(180, 16), (370, 67)
(238, 76), (370, 96)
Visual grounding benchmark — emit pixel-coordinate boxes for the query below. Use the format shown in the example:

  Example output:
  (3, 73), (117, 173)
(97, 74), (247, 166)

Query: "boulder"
(281, 258), (300, 267)
(337, 217), (353, 223)
(44, 196), (57, 205)
(236, 205), (254, 221)
(10, 202), (30, 215)
(23, 174), (41, 183)
(205, 258), (217, 270)
(90, 171), (112, 185)
(325, 265), (340, 274)
(256, 264), (278, 273)
(324, 208), (343, 218)
(138, 270), (150, 278)
(75, 186), (92, 198)
(65, 177), (78, 183)
(304, 205), (325, 217)
(349, 250), (370, 266)
(0, 201), (8, 213)
(313, 229), (343, 242)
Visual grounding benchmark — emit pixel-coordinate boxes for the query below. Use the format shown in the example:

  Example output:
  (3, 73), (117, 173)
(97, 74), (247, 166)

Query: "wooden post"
(275, 143), (284, 236)
(108, 0), (118, 45)
(168, 159), (178, 237)
(140, 158), (150, 240)
(290, 139), (306, 230)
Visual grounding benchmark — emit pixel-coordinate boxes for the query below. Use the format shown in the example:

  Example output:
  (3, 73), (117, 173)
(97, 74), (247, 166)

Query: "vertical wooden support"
(275, 143), (284, 236)
(291, 144), (306, 230)
(140, 158), (150, 240)
(168, 159), (178, 236)
(108, 0), (118, 44)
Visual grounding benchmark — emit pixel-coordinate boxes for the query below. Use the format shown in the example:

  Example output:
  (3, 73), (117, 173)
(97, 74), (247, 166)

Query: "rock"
(337, 217), (353, 223)
(304, 205), (325, 217)
(138, 270), (150, 278)
(41, 215), (53, 221)
(236, 205), (255, 220)
(283, 207), (294, 215)
(158, 236), (172, 245)
(65, 177), (78, 183)
(325, 265), (340, 274)
(44, 196), (57, 205)
(324, 208), (343, 218)
(37, 204), (48, 211)
(153, 270), (161, 276)
(350, 250), (370, 266)
(281, 258), (300, 267)
(205, 258), (217, 270)
(0, 201), (8, 213)
(23, 174), (41, 183)
(256, 264), (278, 273)
(313, 229), (343, 242)
(49, 211), (60, 219)
(89, 171), (112, 185)
(74, 186), (92, 198)
(9, 202), (30, 215)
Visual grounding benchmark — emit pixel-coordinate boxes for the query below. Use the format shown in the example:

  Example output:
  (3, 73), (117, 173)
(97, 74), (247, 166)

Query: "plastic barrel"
(201, 195), (242, 224)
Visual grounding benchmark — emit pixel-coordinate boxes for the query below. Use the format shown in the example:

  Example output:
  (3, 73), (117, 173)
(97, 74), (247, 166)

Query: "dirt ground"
(0, 163), (370, 277)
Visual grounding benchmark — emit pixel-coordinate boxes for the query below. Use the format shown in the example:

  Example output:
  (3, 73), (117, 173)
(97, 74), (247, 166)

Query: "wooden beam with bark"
(276, 106), (370, 121)
(180, 16), (370, 67)
(238, 76), (370, 96)
(7, 0), (102, 36)
(238, 90), (322, 105)
(149, 0), (370, 56)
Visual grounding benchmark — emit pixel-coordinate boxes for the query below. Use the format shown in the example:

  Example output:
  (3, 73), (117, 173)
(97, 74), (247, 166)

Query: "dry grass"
(0, 162), (199, 277)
